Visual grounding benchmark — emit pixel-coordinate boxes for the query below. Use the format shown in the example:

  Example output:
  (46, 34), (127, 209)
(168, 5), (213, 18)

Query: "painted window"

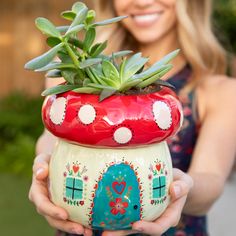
(65, 177), (83, 200)
(152, 175), (166, 198)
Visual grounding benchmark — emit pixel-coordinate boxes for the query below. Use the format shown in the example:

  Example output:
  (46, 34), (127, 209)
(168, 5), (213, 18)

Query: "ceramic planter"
(42, 87), (183, 230)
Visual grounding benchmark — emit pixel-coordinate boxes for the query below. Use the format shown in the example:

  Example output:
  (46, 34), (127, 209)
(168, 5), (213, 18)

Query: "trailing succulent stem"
(25, 1), (178, 101)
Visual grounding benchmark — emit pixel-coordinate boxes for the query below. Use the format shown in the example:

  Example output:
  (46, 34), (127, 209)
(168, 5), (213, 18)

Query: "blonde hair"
(93, 0), (227, 88)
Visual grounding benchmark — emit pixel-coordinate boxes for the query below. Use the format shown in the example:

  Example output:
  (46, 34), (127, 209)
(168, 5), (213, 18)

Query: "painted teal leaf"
(79, 58), (102, 69)
(90, 41), (107, 57)
(41, 84), (80, 96)
(35, 62), (76, 72)
(35, 17), (61, 38)
(61, 11), (76, 21)
(24, 43), (64, 70)
(65, 24), (84, 36)
(83, 27), (96, 51)
(92, 15), (127, 26)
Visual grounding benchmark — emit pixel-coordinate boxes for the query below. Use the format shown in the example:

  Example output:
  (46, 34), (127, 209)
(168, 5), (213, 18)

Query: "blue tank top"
(57, 65), (208, 236)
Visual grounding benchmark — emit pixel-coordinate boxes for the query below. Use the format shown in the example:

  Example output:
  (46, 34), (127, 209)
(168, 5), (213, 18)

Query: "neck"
(138, 30), (187, 79)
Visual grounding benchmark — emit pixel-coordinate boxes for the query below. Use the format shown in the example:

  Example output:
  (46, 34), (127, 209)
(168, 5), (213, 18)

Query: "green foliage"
(25, 1), (177, 100)
(213, 0), (236, 53)
(0, 93), (44, 177)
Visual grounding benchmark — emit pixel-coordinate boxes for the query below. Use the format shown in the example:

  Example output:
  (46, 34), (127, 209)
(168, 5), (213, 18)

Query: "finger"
(29, 180), (68, 220)
(84, 228), (93, 236)
(133, 195), (187, 235)
(33, 153), (50, 180)
(170, 169), (193, 199)
(173, 168), (193, 188)
(45, 216), (85, 235)
(102, 229), (140, 236)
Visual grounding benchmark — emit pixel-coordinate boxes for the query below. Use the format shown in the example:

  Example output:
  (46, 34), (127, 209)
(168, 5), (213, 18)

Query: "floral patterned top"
(56, 65), (208, 236)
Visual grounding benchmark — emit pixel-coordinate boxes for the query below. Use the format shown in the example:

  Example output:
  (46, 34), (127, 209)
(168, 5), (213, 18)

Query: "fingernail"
(174, 185), (181, 198)
(36, 168), (44, 176)
(133, 227), (144, 232)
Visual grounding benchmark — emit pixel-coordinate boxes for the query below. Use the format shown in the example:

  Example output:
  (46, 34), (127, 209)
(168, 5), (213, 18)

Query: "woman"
(29, 0), (236, 235)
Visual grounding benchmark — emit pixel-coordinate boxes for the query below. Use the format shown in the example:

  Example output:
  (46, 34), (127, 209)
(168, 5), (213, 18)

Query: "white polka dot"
(114, 127), (132, 144)
(49, 97), (67, 125)
(78, 104), (96, 125)
(153, 101), (172, 130)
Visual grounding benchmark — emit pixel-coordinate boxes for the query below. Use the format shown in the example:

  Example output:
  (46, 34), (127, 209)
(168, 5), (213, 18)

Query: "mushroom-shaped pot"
(43, 87), (183, 230)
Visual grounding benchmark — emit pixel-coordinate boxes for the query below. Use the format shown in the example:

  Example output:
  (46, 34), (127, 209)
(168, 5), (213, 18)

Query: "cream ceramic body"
(49, 139), (173, 230)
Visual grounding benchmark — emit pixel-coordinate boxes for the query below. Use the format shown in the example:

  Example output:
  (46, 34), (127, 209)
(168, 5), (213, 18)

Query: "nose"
(134, 0), (155, 8)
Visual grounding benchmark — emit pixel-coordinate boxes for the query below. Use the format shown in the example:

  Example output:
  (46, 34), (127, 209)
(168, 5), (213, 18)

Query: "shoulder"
(196, 74), (236, 121)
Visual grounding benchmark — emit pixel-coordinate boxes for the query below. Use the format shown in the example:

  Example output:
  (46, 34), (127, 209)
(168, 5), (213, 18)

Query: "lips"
(132, 12), (162, 27)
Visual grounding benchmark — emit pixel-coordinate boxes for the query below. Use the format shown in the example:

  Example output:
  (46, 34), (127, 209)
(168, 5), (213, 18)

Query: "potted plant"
(25, 1), (183, 230)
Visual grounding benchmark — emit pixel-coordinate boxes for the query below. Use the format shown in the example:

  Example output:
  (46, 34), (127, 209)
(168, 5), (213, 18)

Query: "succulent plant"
(25, 1), (178, 101)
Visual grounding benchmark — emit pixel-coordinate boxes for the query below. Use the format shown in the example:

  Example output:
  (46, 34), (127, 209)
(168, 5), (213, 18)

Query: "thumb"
(33, 153), (51, 180)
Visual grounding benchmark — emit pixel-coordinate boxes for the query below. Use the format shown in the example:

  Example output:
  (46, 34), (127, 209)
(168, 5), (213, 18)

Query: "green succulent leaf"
(42, 84), (80, 96)
(87, 83), (115, 91)
(46, 37), (62, 47)
(72, 2), (87, 13)
(122, 53), (149, 81)
(24, 42), (64, 70)
(73, 87), (100, 94)
(109, 50), (133, 58)
(86, 10), (96, 24)
(35, 17), (61, 39)
(61, 70), (79, 84)
(68, 37), (84, 49)
(46, 69), (62, 78)
(102, 60), (119, 80)
(35, 62), (76, 72)
(79, 58), (102, 69)
(65, 24), (84, 36)
(56, 26), (70, 33)
(92, 15), (127, 27)
(154, 79), (175, 90)
(100, 88), (117, 101)
(137, 65), (173, 88)
(61, 11), (76, 21)
(69, 3), (88, 30)
(119, 78), (142, 91)
(90, 41), (107, 57)
(83, 27), (96, 52)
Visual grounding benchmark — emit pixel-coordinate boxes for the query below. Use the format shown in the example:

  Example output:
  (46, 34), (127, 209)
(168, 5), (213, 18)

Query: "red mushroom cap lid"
(42, 87), (183, 148)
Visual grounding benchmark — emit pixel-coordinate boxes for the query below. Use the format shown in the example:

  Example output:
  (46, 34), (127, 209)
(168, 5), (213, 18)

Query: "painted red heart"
(112, 181), (126, 194)
(73, 165), (79, 173)
(156, 163), (161, 171)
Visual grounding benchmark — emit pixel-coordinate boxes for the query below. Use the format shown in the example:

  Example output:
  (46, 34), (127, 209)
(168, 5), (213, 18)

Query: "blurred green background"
(0, 0), (235, 235)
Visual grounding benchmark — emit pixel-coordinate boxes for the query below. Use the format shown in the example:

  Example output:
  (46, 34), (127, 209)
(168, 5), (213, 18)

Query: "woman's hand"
(29, 153), (93, 236)
(102, 168), (193, 236)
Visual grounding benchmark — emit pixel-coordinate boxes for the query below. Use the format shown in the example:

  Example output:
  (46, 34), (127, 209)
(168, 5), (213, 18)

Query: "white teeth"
(133, 13), (160, 24)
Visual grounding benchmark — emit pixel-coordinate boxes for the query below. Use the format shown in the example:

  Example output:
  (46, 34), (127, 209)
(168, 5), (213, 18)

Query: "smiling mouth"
(132, 13), (163, 26)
